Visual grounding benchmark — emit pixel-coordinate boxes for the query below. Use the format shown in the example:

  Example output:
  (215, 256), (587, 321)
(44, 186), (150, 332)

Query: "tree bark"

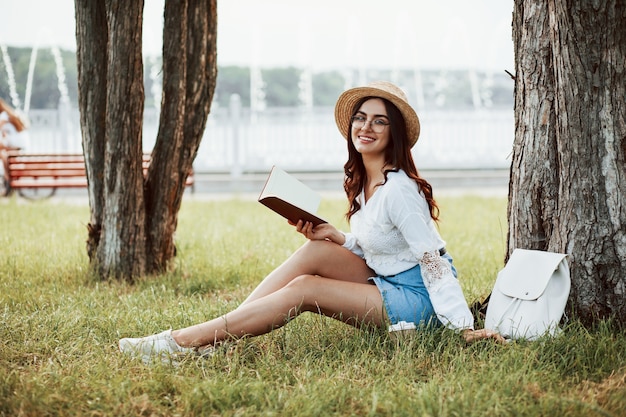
(144, 0), (217, 273)
(75, 0), (220, 279)
(74, 0), (108, 259)
(508, 0), (559, 254)
(510, 0), (626, 324)
(97, 0), (146, 279)
(143, 0), (188, 272)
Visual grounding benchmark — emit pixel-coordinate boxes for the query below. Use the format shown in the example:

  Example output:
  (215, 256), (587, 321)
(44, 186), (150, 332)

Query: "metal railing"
(24, 99), (514, 175)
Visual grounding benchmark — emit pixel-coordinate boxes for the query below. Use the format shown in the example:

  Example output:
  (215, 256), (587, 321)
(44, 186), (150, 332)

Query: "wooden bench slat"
(2, 151), (194, 197)
(10, 156), (86, 163)
(10, 179), (89, 189)
(9, 169), (87, 178)
(9, 162), (87, 170)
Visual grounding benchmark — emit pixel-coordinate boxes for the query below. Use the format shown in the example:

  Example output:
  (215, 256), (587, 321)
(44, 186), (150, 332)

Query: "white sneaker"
(119, 329), (194, 363)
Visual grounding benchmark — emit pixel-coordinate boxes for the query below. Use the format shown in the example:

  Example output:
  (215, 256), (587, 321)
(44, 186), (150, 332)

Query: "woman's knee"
(285, 274), (318, 290)
(283, 274), (322, 308)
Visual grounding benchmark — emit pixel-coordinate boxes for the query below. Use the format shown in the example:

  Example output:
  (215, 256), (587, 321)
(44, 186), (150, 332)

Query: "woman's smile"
(356, 134), (376, 143)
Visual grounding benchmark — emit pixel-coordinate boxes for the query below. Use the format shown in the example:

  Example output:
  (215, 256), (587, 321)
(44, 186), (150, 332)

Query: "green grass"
(1, 195), (625, 416)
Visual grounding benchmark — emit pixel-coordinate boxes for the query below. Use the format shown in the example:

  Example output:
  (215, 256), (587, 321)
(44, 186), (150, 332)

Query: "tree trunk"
(76, 0), (216, 280)
(75, 0), (219, 279)
(100, 0), (146, 278)
(509, 0), (626, 325)
(76, 0), (147, 280)
(74, 0), (107, 259)
(144, 0), (217, 273)
(143, 0), (188, 272)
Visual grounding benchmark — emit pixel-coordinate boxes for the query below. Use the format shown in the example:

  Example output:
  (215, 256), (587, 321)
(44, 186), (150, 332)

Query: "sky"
(0, 0), (514, 71)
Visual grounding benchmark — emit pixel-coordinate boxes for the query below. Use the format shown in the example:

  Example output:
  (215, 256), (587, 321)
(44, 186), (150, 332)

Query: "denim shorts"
(370, 253), (457, 327)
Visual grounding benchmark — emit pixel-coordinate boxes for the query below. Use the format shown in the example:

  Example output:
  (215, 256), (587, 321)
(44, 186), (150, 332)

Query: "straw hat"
(334, 81), (420, 148)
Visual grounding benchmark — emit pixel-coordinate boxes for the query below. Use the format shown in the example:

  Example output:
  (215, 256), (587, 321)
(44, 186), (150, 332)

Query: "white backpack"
(485, 248), (570, 341)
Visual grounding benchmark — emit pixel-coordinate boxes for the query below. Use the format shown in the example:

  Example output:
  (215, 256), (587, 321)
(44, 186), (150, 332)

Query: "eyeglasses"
(351, 115), (390, 133)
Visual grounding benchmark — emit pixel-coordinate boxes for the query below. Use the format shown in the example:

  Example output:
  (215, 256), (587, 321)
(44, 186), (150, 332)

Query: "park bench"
(1, 150), (194, 199)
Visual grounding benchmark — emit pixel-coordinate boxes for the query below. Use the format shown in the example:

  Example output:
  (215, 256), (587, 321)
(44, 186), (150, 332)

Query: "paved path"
(189, 168), (509, 199)
(1, 169), (509, 204)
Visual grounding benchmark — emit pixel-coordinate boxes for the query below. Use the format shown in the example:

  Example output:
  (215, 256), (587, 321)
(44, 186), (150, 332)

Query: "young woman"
(119, 81), (503, 362)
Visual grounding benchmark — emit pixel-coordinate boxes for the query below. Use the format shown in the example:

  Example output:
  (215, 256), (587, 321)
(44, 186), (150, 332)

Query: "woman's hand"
(290, 220), (346, 245)
(462, 328), (507, 344)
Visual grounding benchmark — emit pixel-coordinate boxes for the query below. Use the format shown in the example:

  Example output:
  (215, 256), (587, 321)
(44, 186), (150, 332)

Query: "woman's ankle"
(170, 329), (188, 348)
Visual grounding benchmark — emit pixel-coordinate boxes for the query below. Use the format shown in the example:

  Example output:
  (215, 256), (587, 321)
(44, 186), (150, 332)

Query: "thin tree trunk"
(74, 0), (107, 259)
(144, 0), (188, 272)
(510, 0), (626, 324)
(98, 0), (146, 279)
(182, 0), (218, 157)
(144, 0), (217, 273)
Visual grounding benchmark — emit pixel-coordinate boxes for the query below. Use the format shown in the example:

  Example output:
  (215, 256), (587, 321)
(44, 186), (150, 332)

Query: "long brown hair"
(343, 97), (439, 222)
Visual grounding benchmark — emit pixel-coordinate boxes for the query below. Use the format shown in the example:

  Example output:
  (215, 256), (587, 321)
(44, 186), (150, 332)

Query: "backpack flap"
(497, 249), (568, 301)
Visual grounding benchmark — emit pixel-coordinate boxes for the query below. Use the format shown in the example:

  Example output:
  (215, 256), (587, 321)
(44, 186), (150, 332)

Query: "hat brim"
(334, 85), (420, 148)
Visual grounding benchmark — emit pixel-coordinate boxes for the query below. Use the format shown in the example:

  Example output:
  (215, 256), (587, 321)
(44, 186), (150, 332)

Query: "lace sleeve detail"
(420, 250), (453, 292)
(419, 250), (475, 331)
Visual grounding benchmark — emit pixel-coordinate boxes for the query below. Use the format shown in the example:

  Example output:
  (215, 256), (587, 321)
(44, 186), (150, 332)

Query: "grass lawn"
(1, 194), (625, 416)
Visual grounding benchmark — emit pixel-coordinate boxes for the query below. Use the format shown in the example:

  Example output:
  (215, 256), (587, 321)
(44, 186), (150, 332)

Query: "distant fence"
(25, 99), (514, 175)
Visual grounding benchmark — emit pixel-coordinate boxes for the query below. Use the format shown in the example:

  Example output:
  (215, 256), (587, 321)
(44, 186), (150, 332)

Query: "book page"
(259, 166), (327, 226)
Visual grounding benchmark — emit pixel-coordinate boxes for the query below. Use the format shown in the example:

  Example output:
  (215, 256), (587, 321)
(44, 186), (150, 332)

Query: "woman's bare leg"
(241, 240), (375, 306)
(173, 274), (385, 348)
(119, 241), (380, 357)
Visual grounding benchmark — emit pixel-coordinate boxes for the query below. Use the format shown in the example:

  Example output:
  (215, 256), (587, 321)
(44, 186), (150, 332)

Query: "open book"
(258, 166), (327, 226)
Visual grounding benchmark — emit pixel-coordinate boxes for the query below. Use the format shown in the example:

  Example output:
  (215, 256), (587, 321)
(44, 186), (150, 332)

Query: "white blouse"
(342, 170), (474, 331)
